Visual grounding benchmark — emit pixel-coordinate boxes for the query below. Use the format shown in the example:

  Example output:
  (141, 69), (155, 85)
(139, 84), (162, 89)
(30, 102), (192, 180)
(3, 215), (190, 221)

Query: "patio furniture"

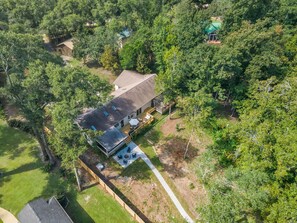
(123, 159), (128, 164)
(124, 154), (129, 159)
(132, 153), (137, 158)
(117, 154), (123, 159)
(127, 147), (131, 153)
(129, 118), (139, 127)
(96, 163), (105, 171)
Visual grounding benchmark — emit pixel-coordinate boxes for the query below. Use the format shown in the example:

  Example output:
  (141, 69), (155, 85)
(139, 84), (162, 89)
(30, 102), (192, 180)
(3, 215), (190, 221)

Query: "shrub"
(42, 163), (53, 173)
(7, 119), (34, 135)
(176, 123), (181, 132)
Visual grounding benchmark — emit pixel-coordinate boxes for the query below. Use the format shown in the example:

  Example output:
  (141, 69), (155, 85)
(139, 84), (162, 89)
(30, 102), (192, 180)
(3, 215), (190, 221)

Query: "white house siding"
(141, 101), (152, 113)
(122, 116), (130, 126)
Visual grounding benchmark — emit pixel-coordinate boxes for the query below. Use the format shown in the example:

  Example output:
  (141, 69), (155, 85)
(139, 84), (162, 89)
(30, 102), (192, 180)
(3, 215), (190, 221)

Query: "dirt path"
(0, 208), (19, 223)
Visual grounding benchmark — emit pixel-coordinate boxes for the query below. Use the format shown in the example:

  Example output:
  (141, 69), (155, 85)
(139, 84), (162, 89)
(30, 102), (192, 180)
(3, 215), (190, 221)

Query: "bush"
(42, 163), (53, 173)
(7, 119), (34, 135)
(176, 123), (181, 132)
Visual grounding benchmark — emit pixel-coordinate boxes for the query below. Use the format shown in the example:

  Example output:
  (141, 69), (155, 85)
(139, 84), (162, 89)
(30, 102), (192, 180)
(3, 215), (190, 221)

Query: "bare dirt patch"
(81, 149), (183, 223)
(155, 115), (212, 220)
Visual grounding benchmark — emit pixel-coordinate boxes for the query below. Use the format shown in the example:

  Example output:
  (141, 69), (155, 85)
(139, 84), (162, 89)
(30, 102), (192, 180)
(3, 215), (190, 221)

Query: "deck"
(121, 107), (155, 137)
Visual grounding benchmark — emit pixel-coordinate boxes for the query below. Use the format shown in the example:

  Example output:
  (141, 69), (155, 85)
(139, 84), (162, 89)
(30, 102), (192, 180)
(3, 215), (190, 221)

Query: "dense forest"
(0, 0), (296, 222)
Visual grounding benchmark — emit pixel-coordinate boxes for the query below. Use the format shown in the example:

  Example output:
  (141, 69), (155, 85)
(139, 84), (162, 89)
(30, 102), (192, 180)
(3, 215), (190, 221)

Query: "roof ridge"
(27, 202), (42, 223)
(113, 73), (156, 98)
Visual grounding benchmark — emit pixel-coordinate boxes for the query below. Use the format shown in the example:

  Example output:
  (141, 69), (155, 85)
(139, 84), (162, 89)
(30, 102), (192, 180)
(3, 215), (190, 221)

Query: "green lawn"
(0, 119), (134, 223)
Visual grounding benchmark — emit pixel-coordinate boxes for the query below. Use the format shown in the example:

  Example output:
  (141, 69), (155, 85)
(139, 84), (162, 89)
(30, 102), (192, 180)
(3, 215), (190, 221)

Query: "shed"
(18, 197), (73, 223)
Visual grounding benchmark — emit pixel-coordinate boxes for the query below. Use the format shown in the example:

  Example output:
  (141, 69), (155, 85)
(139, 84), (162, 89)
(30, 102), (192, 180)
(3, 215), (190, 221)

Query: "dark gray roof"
(77, 71), (157, 132)
(97, 126), (127, 151)
(18, 197), (73, 223)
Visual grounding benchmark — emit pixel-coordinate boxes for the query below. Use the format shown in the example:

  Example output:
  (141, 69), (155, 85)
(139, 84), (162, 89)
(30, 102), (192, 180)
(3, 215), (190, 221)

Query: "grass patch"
(0, 119), (134, 222)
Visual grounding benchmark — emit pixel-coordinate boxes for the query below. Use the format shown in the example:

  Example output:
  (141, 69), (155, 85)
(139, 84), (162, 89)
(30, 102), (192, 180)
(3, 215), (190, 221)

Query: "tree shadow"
(65, 190), (95, 223)
(0, 167), (10, 203)
(157, 136), (199, 178)
(3, 162), (39, 177)
(120, 159), (153, 181)
(215, 102), (239, 120)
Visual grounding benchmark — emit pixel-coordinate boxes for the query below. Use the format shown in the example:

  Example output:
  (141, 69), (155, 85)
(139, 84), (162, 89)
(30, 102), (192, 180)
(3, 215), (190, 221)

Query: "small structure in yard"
(55, 38), (74, 57)
(77, 70), (169, 157)
(18, 196), (73, 223)
(117, 28), (132, 48)
(206, 17), (222, 44)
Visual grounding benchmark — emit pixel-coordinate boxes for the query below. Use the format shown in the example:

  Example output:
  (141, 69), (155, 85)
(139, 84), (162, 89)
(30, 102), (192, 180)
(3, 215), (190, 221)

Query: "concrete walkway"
(0, 208), (19, 223)
(130, 142), (194, 223)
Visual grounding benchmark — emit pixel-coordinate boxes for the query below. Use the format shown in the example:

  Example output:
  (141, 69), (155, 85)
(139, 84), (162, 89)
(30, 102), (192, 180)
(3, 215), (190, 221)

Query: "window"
(136, 108), (142, 116)
(120, 120), (124, 127)
(103, 111), (109, 117)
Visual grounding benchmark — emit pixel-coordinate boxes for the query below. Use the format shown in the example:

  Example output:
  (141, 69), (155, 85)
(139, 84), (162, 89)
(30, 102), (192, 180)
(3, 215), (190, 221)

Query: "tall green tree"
(47, 64), (112, 189)
(0, 32), (61, 163)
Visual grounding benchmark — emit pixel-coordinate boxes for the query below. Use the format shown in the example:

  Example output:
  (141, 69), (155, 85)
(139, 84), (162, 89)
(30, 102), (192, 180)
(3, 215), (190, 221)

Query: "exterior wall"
(141, 101), (152, 113)
(56, 45), (73, 57)
(107, 140), (126, 157)
(123, 116), (130, 126)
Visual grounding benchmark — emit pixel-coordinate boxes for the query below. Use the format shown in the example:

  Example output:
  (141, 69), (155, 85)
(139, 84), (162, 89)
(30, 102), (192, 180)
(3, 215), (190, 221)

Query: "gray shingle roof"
(97, 126), (128, 152)
(18, 197), (73, 223)
(77, 71), (157, 132)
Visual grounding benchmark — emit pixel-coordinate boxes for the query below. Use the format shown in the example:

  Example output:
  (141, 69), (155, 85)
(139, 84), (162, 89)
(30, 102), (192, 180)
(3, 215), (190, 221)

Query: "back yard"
(134, 110), (213, 221)
(0, 119), (134, 223)
(82, 110), (213, 222)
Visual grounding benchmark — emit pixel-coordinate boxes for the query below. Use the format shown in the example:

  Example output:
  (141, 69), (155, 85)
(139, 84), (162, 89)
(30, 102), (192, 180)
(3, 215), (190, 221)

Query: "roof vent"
(112, 105), (117, 111)
(103, 111), (109, 117)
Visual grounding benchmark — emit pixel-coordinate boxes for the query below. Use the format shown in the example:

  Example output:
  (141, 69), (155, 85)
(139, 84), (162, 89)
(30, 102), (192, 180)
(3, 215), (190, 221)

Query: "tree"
(0, 32), (61, 163)
(100, 45), (120, 72)
(119, 26), (154, 73)
(74, 26), (118, 62)
(0, 0), (56, 33)
(222, 0), (279, 34)
(47, 64), (112, 189)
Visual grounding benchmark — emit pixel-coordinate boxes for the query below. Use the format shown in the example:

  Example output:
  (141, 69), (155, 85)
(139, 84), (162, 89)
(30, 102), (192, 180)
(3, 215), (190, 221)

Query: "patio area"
(121, 107), (155, 136)
(113, 142), (142, 168)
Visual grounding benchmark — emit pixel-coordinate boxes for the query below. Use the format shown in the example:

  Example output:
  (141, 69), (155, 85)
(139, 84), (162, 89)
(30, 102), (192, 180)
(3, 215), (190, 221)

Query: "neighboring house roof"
(117, 29), (131, 40)
(77, 70), (157, 132)
(97, 126), (128, 152)
(57, 38), (74, 50)
(206, 21), (222, 34)
(18, 197), (73, 223)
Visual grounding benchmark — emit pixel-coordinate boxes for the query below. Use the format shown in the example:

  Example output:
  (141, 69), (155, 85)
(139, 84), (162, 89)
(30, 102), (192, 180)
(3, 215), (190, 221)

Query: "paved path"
(131, 142), (194, 223)
(0, 208), (19, 223)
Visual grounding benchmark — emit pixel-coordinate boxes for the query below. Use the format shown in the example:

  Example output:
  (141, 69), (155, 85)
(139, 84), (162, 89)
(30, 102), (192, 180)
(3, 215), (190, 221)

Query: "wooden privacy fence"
(78, 158), (149, 223)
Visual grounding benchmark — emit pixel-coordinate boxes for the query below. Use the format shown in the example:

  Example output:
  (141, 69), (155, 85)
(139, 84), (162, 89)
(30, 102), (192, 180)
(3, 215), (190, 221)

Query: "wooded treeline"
(0, 0), (296, 222)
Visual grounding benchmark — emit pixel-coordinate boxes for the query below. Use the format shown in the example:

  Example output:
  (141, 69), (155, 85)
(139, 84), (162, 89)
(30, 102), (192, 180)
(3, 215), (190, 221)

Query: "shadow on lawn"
(120, 159), (153, 181)
(3, 162), (39, 177)
(0, 167), (10, 203)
